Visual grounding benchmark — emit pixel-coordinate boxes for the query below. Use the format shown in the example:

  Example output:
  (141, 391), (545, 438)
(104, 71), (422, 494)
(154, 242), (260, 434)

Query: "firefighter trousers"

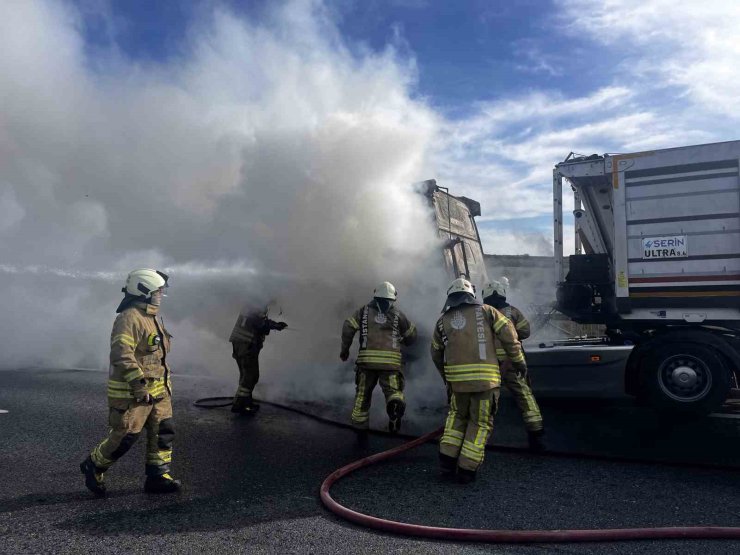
(351, 367), (405, 429)
(502, 370), (543, 432)
(90, 393), (174, 477)
(439, 388), (499, 472)
(232, 342), (260, 399)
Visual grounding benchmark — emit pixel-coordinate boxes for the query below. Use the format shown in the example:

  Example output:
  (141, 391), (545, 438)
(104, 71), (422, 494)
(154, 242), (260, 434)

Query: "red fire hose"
(320, 427), (740, 543)
(194, 397), (740, 543)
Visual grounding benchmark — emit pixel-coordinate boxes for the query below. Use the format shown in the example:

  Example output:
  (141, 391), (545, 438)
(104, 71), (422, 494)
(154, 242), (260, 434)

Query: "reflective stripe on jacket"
(494, 304), (530, 359)
(342, 302), (416, 371)
(431, 303), (524, 393)
(229, 309), (270, 350)
(108, 301), (172, 405)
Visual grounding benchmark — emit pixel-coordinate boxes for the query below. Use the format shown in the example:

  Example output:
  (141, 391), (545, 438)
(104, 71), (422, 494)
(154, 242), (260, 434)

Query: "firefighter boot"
(439, 453), (457, 477)
(387, 399), (405, 434)
(232, 395), (260, 415)
(457, 467), (477, 484)
(144, 473), (182, 494)
(80, 456), (107, 497)
(528, 429), (545, 452)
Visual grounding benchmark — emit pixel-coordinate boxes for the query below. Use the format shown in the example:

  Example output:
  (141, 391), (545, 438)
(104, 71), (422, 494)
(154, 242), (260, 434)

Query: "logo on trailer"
(642, 236), (688, 259)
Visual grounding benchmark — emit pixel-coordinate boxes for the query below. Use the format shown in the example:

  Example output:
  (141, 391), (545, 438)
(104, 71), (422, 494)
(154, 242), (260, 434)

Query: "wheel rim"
(657, 354), (713, 402)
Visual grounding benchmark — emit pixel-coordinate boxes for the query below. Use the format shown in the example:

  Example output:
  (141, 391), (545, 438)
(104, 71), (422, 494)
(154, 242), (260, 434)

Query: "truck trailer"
(553, 140), (740, 414)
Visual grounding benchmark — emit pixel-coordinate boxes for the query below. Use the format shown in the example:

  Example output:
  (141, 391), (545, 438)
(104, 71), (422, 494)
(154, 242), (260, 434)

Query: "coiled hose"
(194, 397), (740, 544)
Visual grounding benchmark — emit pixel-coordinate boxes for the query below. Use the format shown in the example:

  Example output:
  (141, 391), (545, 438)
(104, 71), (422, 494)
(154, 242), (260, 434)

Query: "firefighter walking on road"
(483, 278), (544, 451)
(230, 304), (287, 415)
(341, 282), (417, 437)
(80, 269), (181, 496)
(431, 277), (527, 483)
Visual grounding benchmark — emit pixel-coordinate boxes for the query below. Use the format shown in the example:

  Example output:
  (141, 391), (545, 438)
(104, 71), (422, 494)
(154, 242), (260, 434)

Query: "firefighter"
(431, 277), (527, 483)
(230, 304), (287, 414)
(483, 278), (544, 451)
(341, 281), (417, 437)
(80, 269), (180, 496)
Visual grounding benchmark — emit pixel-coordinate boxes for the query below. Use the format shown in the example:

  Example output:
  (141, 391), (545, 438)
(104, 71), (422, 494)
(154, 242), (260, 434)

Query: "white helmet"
(447, 277), (475, 296)
(374, 281), (398, 300)
(123, 268), (168, 300)
(482, 277), (508, 299)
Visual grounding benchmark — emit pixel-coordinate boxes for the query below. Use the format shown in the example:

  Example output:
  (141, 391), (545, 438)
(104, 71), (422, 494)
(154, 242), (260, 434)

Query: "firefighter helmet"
(123, 269), (168, 300)
(482, 278), (508, 300)
(446, 277), (475, 296)
(374, 281), (398, 300)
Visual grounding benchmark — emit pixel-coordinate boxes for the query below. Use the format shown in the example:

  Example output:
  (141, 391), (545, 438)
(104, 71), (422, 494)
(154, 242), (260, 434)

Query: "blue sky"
(5, 0), (740, 260)
(76, 1), (604, 111)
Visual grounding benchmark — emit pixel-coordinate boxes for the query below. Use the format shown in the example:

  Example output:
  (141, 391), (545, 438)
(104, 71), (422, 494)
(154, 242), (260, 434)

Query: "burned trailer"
(553, 140), (740, 415)
(420, 179), (489, 289)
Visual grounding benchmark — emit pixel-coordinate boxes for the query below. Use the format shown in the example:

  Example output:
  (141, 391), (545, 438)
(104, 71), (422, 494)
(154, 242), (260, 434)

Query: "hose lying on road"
(195, 396), (740, 543)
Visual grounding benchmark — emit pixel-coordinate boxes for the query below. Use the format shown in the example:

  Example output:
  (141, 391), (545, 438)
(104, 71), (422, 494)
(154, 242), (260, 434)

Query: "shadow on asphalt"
(51, 408), (378, 536)
(0, 489), (142, 514)
(55, 496), (316, 536)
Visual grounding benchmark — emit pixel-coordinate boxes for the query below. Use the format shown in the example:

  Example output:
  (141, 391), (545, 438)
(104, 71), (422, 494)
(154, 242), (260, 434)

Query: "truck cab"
(421, 179), (489, 288)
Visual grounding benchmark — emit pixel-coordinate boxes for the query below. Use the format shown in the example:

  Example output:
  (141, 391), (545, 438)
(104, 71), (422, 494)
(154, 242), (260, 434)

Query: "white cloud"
(429, 88), (663, 229)
(558, 0), (740, 116)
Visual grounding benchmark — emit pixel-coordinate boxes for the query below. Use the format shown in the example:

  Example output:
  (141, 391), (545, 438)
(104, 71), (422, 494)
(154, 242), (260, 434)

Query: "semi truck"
(553, 140), (740, 415)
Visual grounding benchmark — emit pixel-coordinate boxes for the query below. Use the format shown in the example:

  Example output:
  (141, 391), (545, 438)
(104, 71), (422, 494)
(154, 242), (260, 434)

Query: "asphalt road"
(0, 368), (738, 554)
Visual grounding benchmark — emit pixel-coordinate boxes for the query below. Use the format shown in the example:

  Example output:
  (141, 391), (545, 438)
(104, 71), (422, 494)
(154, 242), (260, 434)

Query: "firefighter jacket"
(492, 304), (530, 360)
(107, 301), (172, 407)
(342, 301), (417, 371)
(229, 310), (272, 352)
(430, 302), (525, 393)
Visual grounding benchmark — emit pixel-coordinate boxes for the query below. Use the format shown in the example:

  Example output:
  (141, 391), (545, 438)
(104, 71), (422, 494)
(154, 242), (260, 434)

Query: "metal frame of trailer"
(552, 141), (740, 415)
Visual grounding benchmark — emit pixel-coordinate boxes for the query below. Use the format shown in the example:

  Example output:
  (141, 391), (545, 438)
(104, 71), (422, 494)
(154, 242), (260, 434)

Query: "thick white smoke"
(0, 1), (451, 408)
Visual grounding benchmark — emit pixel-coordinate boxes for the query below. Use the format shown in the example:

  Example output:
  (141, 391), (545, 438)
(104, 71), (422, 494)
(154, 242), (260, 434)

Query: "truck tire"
(641, 342), (731, 416)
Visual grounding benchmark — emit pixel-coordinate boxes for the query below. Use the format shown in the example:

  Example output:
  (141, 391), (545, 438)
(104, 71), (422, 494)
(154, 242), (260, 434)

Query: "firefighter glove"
(513, 362), (528, 379)
(270, 321), (288, 331)
(130, 378), (151, 404)
(340, 349), (349, 362)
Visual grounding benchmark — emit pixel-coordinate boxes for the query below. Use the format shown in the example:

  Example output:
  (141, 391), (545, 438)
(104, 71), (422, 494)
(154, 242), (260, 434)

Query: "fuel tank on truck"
(525, 343), (633, 398)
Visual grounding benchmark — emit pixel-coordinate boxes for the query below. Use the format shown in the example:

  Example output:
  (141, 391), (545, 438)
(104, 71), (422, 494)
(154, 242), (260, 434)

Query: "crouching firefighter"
(483, 278), (544, 451)
(341, 281), (417, 437)
(80, 269), (181, 496)
(229, 305), (287, 415)
(431, 277), (527, 483)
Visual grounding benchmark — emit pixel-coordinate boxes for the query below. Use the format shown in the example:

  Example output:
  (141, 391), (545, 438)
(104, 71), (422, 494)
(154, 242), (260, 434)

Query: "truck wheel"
(641, 343), (731, 415)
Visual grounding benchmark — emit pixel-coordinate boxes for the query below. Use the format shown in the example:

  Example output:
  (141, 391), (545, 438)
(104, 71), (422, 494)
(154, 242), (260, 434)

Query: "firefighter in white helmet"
(341, 281), (417, 437)
(80, 269), (181, 496)
(431, 277), (526, 483)
(482, 277), (544, 451)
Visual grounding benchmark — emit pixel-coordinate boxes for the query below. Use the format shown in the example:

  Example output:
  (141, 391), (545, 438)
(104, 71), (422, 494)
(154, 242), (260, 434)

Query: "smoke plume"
(0, 0), (452, 408)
